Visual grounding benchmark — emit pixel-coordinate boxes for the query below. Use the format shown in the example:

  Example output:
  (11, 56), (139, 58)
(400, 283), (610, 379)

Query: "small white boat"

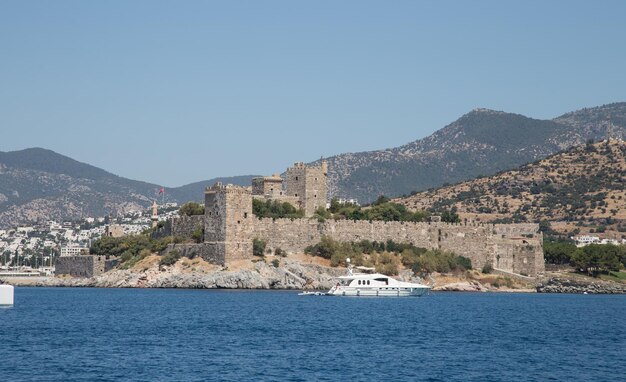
(297, 291), (327, 296)
(0, 285), (14, 306)
(326, 259), (430, 297)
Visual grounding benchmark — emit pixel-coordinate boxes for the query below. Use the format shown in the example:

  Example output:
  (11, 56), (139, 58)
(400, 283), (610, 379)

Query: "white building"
(60, 245), (88, 257)
(573, 235), (623, 247)
(573, 235), (600, 247)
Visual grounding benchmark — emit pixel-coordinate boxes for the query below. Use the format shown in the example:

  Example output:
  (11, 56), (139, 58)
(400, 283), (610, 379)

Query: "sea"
(1, 288), (625, 382)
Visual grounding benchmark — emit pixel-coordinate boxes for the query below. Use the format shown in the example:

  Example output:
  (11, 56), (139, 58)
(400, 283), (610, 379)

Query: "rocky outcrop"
(537, 276), (626, 294)
(433, 281), (486, 292)
(14, 259), (347, 290)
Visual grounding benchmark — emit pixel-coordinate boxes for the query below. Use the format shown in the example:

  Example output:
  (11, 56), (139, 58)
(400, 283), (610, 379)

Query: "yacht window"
(358, 280), (362, 285)
(374, 278), (389, 285)
(367, 280), (370, 285)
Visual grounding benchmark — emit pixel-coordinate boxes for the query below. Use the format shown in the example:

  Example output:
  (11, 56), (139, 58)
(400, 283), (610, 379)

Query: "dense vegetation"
(90, 232), (183, 269)
(252, 199), (304, 219)
(304, 236), (471, 275)
(312, 196), (432, 223)
(544, 240), (626, 277)
(178, 202), (205, 216)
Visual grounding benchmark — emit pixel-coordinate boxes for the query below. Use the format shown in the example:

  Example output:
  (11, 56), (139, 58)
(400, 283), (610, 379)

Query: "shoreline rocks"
(537, 276), (626, 294)
(3, 260), (348, 290)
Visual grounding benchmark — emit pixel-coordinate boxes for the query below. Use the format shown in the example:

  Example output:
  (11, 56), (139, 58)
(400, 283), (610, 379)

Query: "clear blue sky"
(1, 0), (625, 186)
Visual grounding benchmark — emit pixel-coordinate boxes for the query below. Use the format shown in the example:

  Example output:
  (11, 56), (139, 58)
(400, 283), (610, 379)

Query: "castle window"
(314, 194), (317, 198)
(237, 221), (241, 224)
(295, 194), (298, 197)
(315, 177), (318, 181)
(295, 176), (299, 181)
(244, 213), (248, 218)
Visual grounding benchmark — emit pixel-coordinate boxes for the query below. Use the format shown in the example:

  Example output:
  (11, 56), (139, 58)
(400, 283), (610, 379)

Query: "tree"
(543, 241), (577, 264)
(252, 199), (304, 219)
(179, 202), (205, 216)
(571, 244), (623, 276)
(441, 207), (461, 223)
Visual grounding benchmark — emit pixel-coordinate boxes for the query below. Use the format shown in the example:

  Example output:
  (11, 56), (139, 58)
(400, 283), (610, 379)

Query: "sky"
(1, 0), (625, 187)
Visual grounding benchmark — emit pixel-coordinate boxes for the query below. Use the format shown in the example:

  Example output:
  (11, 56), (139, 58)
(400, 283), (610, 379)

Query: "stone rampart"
(164, 243), (226, 265)
(55, 255), (108, 278)
(171, 215), (204, 239)
(251, 218), (544, 276)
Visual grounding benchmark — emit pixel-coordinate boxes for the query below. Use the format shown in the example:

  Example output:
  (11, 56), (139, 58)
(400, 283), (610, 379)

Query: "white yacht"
(326, 259), (430, 297)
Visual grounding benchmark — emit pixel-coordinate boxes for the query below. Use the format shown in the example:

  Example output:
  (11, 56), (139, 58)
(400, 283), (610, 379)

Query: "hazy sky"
(1, 0), (625, 186)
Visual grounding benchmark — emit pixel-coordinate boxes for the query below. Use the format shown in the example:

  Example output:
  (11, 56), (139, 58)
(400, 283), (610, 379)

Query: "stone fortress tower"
(204, 183), (254, 261)
(284, 161), (328, 217)
(251, 174), (284, 198)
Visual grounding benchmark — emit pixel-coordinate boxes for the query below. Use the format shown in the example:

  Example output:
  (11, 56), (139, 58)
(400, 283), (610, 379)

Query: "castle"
(169, 162), (545, 277)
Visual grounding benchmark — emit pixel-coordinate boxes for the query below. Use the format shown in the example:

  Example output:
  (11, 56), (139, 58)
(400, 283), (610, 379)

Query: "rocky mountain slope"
(321, 103), (626, 203)
(0, 148), (253, 228)
(394, 141), (626, 226)
(2, 102), (625, 228)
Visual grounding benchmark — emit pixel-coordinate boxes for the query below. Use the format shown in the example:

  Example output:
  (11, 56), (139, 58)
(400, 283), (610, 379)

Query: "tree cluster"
(252, 199), (304, 219)
(324, 196), (430, 222)
(544, 240), (626, 277)
(304, 236), (471, 275)
(179, 202), (205, 216)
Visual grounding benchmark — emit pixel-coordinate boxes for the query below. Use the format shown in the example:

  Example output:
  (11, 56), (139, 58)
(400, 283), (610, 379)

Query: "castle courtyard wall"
(252, 218), (544, 276)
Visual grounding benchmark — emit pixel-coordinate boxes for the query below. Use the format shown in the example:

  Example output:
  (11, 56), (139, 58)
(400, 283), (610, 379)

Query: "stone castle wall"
(55, 255), (118, 278)
(163, 243), (226, 265)
(252, 218), (544, 276)
(171, 215), (204, 239)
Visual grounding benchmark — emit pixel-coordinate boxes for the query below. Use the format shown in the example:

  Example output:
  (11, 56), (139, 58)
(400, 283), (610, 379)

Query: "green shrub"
(253, 238), (267, 257)
(482, 261), (494, 274)
(374, 252), (399, 275)
(252, 199), (304, 219)
(159, 250), (181, 266)
(275, 248), (287, 257)
(191, 228), (204, 243)
(271, 259), (280, 268)
(179, 202), (205, 216)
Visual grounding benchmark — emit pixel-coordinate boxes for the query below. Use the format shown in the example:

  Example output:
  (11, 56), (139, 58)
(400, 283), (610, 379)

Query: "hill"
(0, 148), (253, 228)
(321, 103), (626, 203)
(394, 140), (626, 236)
(2, 102), (625, 228)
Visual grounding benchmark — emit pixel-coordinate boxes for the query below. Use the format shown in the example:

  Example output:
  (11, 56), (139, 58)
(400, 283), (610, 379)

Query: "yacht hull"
(327, 286), (429, 297)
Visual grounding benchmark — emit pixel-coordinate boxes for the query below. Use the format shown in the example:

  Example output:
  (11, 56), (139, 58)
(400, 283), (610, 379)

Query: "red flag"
(158, 187), (164, 194)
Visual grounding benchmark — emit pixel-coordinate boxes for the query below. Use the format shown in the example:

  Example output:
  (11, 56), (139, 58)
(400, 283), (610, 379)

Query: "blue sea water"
(1, 288), (625, 382)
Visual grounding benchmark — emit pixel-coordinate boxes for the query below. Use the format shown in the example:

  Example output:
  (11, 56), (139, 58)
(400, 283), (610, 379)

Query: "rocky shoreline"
(0, 256), (541, 292)
(536, 275), (626, 294)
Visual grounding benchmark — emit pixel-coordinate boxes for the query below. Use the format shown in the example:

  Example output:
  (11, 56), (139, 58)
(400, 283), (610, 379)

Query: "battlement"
(290, 162), (306, 169)
(205, 183), (251, 195)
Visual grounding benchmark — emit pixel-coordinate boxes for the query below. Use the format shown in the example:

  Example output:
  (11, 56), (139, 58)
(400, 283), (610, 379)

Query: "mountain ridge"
(1, 102), (625, 228)
(317, 102), (625, 202)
